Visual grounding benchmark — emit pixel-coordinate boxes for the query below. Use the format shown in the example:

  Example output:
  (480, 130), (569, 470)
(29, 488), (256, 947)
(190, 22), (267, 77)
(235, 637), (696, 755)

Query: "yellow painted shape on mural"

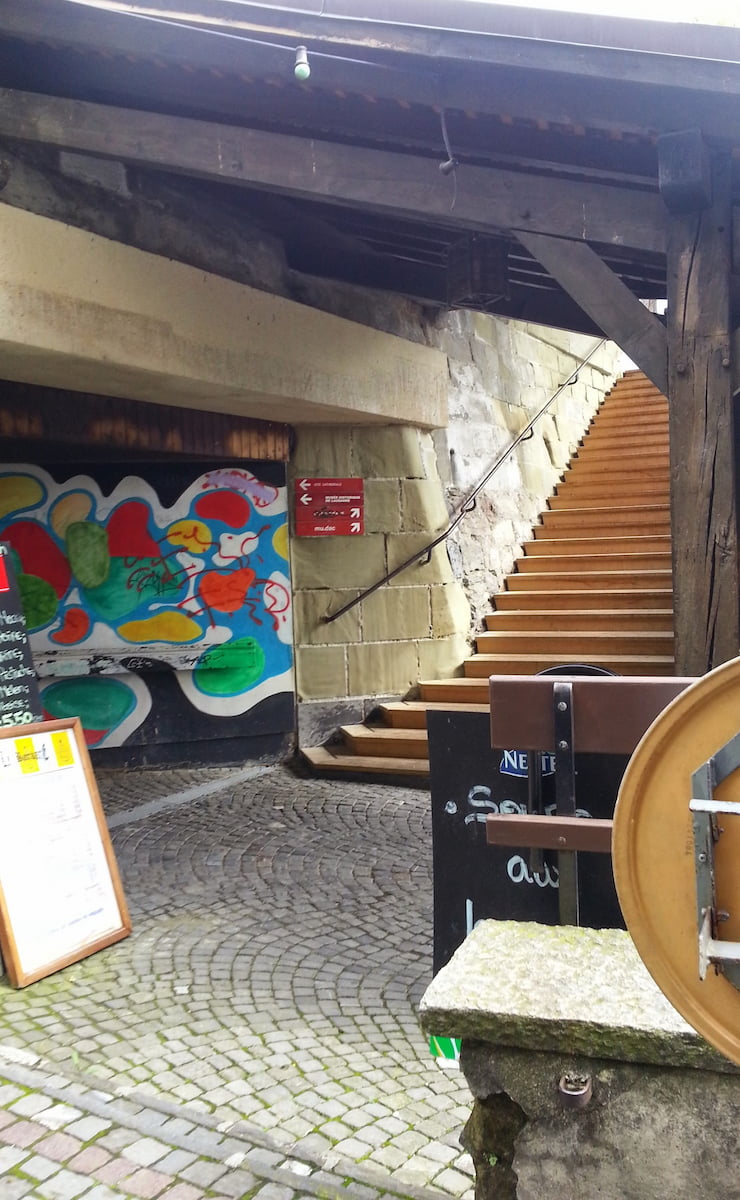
(0, 474), (44, 521)
(50, 491), (93, 537)
(51, 730), (75, 769)
(14, 737), (40, 774)
(118, 612), (202, 644)
(165, 519), (212, 554)
(272, 523), (289, 561)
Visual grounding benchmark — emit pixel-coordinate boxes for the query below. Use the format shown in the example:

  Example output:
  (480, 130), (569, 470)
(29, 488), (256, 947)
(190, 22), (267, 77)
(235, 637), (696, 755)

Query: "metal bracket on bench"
(553, 681), (579, 927)
(690, 735), (740, 990)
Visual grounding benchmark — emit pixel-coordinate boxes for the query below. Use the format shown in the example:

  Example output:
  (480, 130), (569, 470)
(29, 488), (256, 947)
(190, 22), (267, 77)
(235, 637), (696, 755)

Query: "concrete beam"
(0, 206), (448, 428)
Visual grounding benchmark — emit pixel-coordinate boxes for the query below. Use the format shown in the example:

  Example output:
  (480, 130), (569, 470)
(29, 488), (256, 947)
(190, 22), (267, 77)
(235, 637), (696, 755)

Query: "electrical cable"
(439, 108), (459, 211)
(62, 0), (435, 78)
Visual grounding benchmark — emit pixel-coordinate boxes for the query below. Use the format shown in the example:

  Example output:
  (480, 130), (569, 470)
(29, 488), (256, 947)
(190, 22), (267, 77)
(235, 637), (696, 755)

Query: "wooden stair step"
(578, 432), (668, 451)
(552, 484), (669, 504)
(420, 677), (496, 703)
(523, 535), (670, 556)
(485, 608), (674, 632)
(601, 386), (665, 397)
(462, 653), (675, 676)
(537, 523), (672, 540)
(573, 448), (669, 467)
(340, 724), (428, 758)
(507, 570), (672, 590)
(559, 461), (669, 482)
(378, 700), (490, 728)
(301, 745), (430, 776)
(540, 505), (670, 531)
(595, 404), (666, 417)
(517, 552), (671, 573)
(581, 422), (667, 437)
(494, 589), (673, 611)
(473, 630), (673, 659)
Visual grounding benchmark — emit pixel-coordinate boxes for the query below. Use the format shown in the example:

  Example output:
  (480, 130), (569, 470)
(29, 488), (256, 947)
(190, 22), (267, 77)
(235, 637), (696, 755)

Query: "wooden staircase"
(302, 370), (673, 779)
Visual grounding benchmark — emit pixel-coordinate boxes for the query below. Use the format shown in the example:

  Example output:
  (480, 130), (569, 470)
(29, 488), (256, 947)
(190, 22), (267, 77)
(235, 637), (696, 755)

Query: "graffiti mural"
(0, 462), (293, 755)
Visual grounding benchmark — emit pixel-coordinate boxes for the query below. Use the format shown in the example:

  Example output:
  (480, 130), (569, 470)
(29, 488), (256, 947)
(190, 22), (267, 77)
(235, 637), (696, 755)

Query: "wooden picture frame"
(0, 717), (131, 988)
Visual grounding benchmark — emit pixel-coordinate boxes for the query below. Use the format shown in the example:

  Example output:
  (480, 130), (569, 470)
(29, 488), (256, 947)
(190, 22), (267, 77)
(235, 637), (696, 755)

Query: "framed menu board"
(0, 718), (131, 987)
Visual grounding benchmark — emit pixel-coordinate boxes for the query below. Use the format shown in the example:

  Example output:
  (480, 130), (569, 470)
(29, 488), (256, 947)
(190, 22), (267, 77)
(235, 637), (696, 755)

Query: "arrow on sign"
(351, 522), (361, 533)
(351, 508), (360, 518)
(300, 494), (312, 505)
(299, 479), (310, 491)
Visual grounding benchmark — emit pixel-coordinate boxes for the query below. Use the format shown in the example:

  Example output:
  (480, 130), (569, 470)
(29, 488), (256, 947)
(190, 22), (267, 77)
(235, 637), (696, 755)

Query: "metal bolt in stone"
(558, 1074), (593, 1110)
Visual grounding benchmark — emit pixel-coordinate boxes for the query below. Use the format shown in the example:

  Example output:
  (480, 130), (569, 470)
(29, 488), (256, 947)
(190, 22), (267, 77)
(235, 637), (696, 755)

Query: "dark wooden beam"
(664, 150), (738, 674)
(3, 1), (740, 144)
(0, 88), (666, 255)
(514, 231), (668, 394)
(0, 382), (291, 461)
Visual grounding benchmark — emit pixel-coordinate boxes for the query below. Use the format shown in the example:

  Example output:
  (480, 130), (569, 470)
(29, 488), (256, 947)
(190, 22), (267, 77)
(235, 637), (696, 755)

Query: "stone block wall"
(435, 315), (620, 630)
(291, 299), (619, 743)
(291, 423), (471, 743)
(420, 921), (740, 1200)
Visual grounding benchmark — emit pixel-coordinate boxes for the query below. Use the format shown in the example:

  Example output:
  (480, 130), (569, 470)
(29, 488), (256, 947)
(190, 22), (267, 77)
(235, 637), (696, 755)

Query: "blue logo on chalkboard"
(499, 750), (555, 778)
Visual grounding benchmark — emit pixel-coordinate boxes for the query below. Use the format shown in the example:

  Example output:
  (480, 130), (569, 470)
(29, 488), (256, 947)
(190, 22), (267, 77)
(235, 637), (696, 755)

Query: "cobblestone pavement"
(0, 766), (474, 1200)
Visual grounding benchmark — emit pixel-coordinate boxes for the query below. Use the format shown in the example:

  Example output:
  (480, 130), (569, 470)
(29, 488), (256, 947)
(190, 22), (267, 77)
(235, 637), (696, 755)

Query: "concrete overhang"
(0, 205), (448, 428)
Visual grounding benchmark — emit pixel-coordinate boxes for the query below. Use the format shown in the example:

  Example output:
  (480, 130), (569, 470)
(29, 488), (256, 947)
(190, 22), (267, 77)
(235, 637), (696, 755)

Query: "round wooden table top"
(613, 657), (740, 1066)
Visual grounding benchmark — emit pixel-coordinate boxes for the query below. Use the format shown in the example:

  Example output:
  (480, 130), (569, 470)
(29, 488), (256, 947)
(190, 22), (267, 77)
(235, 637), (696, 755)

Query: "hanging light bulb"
(294, 46), (310, 82)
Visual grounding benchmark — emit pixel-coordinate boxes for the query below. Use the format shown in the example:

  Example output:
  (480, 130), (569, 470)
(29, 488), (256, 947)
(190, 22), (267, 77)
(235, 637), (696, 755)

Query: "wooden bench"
(487, 674), (694, 923)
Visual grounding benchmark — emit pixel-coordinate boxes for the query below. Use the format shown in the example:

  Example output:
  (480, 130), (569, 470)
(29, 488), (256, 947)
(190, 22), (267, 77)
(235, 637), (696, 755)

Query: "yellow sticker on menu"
(14, 737), (40, 774)
(51, 731), (75, 769)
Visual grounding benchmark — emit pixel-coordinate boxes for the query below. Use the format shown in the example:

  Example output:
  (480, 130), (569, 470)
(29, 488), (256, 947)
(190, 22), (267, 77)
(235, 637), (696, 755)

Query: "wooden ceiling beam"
(0, 87), (666, 256)
(514, 231), (668, 393)
(2, 1), (740, 143)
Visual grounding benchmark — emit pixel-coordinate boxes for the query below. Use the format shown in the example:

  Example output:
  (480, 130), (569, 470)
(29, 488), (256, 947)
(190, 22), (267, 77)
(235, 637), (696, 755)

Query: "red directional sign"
(294, 478), (365, 537)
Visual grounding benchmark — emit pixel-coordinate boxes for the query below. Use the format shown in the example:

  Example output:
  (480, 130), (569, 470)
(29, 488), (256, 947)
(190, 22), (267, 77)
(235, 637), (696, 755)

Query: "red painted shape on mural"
(199, 567), (256, 615)
(0, 555), (8, 592)
(83, 725), (108, 746)
(51, 606), (91, 645)
(195, 490), (252, 529)
(106, 501), (162, 558)
(2, 521), (72, 597)
(42, 700), (105, 739)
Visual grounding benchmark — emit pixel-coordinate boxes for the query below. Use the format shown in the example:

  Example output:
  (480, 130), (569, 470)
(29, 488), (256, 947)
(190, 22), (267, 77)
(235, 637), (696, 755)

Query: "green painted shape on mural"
(194, 637), (266, 697)
(65, 520), (111, 589)
(18, 573), (58, 631)
(83, 556), (183, 622)
(42, 675), (135, 728)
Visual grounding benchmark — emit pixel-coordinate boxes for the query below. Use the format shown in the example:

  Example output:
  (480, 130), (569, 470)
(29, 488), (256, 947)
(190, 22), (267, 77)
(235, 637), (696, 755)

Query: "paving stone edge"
(0, 1048), (455, 1200)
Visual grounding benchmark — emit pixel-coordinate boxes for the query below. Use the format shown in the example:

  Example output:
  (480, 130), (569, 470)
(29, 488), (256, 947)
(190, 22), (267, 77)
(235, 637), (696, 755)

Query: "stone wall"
(435, 315), (620, 630)
(291, 293), (619, 743)
(420, 921), (740, 1200)
(291, 423), (471, 743)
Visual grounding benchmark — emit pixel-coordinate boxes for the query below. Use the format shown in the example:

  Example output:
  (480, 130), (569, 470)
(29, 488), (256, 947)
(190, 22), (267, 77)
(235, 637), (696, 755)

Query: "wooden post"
(664, 148), (738, 675)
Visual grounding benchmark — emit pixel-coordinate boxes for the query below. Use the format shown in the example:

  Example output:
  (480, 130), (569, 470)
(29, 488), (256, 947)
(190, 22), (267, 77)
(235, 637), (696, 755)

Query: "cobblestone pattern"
(0, 767), (473, 1198)
(0, 1053), (458, 1200)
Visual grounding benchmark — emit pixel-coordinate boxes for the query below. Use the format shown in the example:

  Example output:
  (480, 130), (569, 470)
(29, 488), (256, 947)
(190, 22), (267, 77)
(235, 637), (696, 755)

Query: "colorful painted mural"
(0, 463), (293, 752)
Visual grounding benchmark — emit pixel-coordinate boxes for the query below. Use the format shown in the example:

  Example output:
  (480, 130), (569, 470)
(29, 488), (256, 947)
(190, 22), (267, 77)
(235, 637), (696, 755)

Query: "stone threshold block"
(419, 921), (740, 1200)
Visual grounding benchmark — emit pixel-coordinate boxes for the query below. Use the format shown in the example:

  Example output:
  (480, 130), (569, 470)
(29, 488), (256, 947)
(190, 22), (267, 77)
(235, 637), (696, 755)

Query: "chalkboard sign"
(0, 543), (43, 729)
(0, 718), (131, 987)
(429, 710), (625, 974)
